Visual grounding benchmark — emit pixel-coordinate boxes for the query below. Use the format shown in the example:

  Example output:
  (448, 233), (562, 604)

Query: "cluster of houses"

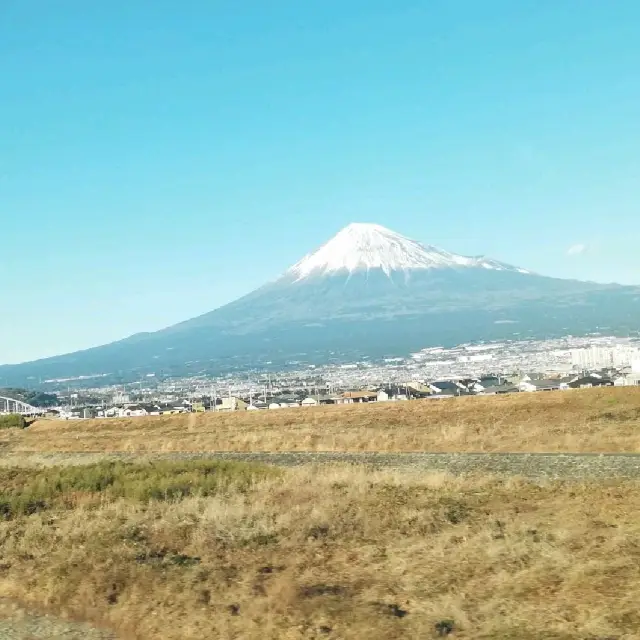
(54, 403), (191, 420)
(232, 372), (616, 411)
(52, 370), (622, 419)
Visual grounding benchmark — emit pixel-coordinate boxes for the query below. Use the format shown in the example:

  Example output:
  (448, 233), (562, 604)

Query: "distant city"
(4, 334), (638, 419)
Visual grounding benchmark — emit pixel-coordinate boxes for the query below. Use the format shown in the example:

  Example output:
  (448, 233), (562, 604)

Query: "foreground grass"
(0, 460), (277, 518)
(0, 461), (639, 639)
(4, 386), (640, 453)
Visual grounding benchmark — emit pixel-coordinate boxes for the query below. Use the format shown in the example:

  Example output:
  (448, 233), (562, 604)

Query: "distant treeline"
(0, 388), (58, 408)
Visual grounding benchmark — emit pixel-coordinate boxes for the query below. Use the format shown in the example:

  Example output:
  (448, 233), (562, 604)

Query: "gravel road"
(4, 450), (640, 479)
(0, 600), (116, 639)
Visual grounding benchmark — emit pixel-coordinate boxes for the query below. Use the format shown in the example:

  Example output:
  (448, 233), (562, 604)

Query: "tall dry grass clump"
(6, 386), (640, 453)
(0, 460), (639, 639)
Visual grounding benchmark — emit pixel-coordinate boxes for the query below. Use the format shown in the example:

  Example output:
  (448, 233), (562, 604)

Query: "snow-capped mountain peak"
(287, 222), (528, 280)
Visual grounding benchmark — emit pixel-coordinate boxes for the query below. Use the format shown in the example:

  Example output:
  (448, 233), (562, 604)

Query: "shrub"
(435, 619), (455, 636)
(0, 414), (26, 429)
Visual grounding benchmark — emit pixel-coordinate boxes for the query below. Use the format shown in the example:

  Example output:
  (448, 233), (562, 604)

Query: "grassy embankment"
(2, 387), (640, 638)
(3, 386), (640, 453)
(1, 460), (639, 639)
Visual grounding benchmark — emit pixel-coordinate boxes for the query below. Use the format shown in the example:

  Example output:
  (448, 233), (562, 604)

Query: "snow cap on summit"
(287, 223), (527, 280)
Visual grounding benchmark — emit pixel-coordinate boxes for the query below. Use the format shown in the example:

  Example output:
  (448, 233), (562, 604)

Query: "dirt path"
(0, 600), (116, 639)
(4, 450), (640, 478)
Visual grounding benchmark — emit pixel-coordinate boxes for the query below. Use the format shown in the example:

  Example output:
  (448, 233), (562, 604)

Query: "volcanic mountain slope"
(171, 223), (636, 333)
(2, 223), (640, 384)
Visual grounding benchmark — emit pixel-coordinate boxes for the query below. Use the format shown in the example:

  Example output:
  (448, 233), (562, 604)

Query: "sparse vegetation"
(0, 463), (639, 639)
(4, 386), (640, 453)
(0, 460), (277, 519)
(0, 414), (26, 430)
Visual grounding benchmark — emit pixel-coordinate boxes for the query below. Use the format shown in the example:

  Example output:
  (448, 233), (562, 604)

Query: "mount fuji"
(3, 223), (640, 384)
(286, 223), (531, 279)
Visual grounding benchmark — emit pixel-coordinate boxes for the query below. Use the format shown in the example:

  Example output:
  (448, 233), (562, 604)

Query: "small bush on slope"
(0, 414), (26, 430)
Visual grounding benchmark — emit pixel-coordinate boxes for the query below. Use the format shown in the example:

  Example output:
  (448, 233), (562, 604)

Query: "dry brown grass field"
(2, 387), (640, 638)
(0, 461), (638, 639)
(3, 386), (640, 453)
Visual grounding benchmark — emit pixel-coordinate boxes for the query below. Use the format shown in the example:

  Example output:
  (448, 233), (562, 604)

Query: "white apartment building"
(571, 345), (640, 370)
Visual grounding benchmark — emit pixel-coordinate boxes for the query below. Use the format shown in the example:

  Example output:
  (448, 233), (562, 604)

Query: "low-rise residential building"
(567, 375), (613, 389)
(478, 383), (520, 395)
(217, 397), (248, 411)
(246, 401), (268, 410)
(428, 380), (468, 396)
(121, 405), (149, 417)
(613, 373), (640, 386)
(519, 379), (569, 392)
(317, 394), (341, 405)
(338, 391), (379, 404)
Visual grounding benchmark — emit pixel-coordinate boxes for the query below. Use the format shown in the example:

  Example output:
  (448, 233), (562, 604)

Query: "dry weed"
(0, 464), (639, 638)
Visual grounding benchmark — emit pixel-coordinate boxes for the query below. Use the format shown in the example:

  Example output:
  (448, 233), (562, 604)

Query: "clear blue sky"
(2, 1), (639, 364)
